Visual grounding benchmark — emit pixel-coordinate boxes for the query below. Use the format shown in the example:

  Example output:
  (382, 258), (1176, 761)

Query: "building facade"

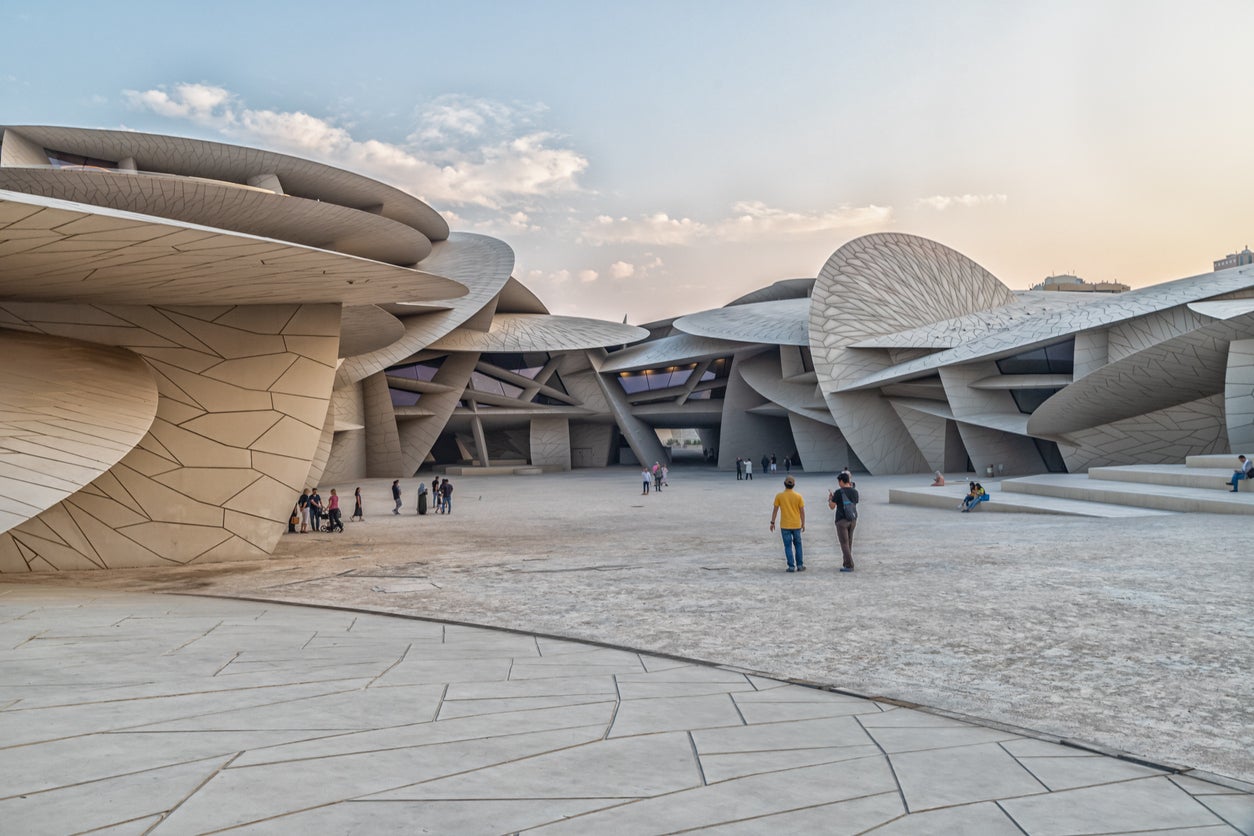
(2, 126), (1253, 572)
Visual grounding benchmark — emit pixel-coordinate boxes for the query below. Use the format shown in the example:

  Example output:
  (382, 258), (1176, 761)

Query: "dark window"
(1033, 438), (1069, 473)
(389, 389), (421, 407)
(387, 356), (445, 381)
(45, 149), (118, 169)
(482, 351), (551, 379)
(799, 346), (814, 373)
(1009, 387), (1063, 414)
(996, 338), (1075, 375)
(468, 371), (523, 399)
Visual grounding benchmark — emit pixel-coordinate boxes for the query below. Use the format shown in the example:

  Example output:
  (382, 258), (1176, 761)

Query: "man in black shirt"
(828, 472), (859, 572)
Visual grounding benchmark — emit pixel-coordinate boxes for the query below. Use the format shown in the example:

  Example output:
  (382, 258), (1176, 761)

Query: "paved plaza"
(3, 585), (1251, 834)
(2, 466), (1251, 833)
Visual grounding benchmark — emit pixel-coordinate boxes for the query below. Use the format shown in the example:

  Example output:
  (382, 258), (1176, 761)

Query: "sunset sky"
(3, 0), (1251, 323)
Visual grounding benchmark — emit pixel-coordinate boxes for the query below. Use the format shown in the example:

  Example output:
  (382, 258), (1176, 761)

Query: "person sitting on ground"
(960, 481), (987, 512)
(1229, 454), (1253, 492)
(931, 471), (945, 487)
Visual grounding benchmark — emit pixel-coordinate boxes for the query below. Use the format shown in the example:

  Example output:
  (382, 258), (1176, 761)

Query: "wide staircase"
(889, 454), (1254, 517)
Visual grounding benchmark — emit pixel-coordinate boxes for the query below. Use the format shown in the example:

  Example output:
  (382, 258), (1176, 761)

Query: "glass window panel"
(389, 389), (421, 407)
(1009, 387), (1062, 414)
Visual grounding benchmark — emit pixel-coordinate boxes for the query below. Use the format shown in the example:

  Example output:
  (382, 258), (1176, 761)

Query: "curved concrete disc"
(0, 330), (158, 534)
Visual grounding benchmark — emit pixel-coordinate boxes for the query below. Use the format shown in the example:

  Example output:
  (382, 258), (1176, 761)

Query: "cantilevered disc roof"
(2, 126), (449, 241)
(673, 296), (810, 346)
(428, 313), (647, 352)
(0, 191), (466, 306)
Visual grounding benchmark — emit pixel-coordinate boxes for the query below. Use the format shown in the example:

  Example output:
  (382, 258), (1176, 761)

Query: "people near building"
(391, 480), (402, 515)
(417, 480), (428, 515)
(297, 488), (310, 533)
(661, 464), (669, 487)
(288, 505), (298, 534)
(784, 455), (792, 473)
(744, 457), (753, 480)
(761, 454), (769, 473)
(931, 471), (946, 487)
(432, 477), (441, 504)
(641, 467), (651, 495)
(770, 476), (806, 572)
(653, 462), (663, 493)
(960, 482), (987, 512)
(440, 478), (454, 514)
(352, 486), (364, 521)
(326, 488), (343, 532)
(839, 465), (853, 485)
(309, 488), (324, 532)
(770, 453), (777, 473)
(828, 472), (859, 572)
(1229, 455), (1253, 492)
(736, 457), (744, 480)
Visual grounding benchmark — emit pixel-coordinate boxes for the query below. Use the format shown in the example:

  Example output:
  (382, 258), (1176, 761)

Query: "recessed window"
(996, 339), (1075, 376)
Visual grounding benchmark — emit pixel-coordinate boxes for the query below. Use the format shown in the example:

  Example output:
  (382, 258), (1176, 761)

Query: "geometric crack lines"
(0, 586), (1248, 835)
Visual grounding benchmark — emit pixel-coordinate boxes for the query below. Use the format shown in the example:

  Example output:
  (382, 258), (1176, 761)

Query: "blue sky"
(3, 0), (1251, 321)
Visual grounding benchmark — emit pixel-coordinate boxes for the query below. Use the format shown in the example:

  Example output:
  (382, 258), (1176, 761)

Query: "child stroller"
(323, 510), (344, 533)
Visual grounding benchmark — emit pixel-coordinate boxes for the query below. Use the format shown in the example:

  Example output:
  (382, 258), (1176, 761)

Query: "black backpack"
(836, 488), (858, 522)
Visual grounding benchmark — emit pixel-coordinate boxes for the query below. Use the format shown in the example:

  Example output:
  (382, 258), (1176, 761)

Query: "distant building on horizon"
(1029, 273), (1129, 293)
(1214, 246), (1253, 271)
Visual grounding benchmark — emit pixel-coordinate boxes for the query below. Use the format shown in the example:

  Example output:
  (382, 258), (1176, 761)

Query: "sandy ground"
(5, 466), (1250, 782)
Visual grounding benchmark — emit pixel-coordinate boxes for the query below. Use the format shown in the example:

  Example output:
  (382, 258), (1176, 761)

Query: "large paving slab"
(1, 466), (1251, 799)
(1, 585), (1251, 834)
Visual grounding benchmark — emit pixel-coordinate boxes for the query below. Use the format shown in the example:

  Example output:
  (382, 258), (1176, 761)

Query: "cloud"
(582, 202), (891, 245)
(609, 260), (635, 279)
(577, 268), (599, 283)
(714, 201), (892, 241)
(915, 193), (1008, 211)
(123, 83), (587, 209)
(583, 213), (709, 246)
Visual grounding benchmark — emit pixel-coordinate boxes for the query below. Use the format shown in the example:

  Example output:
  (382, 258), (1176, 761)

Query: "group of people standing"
(641, 462), (669, 494)
(768, 467), (859, 573)
(291, 486), (360, 533)
(392, 478), (455, 515)
(736, 453), (793, 480)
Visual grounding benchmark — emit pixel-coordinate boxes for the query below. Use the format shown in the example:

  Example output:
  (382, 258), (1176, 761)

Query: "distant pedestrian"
(298, 488), (310, 533)
(828, 472), (859, 572)
(770, 453), (777, 473)
(440, 478), (454, 514)
(784, 456), (791, 473)
(392, 480), (402, 514)
(736, 457), (744, 480)
(744, 457), (753, 480)
(417, 480), (428, 515)
(288, 505), (298, 533)
(761, 454), (769, 473)
(770, 476), (806, 572)
(653, 462), (663, 493)
(309, 488), (324, 532)
(326, 489), (343, 532)
(352, 487), (364, 521)
(661, 465), (669, 487)
(641, 467), (651, 495)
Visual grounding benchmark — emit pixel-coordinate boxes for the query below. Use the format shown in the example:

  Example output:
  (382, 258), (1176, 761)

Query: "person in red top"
(326, 488), (343, 532)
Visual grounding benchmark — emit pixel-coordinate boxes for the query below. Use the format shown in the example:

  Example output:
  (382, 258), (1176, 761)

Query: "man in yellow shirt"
(769, 476), (806, 572)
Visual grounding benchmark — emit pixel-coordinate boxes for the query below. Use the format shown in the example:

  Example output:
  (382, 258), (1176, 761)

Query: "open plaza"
(3, 468), (1251, 832)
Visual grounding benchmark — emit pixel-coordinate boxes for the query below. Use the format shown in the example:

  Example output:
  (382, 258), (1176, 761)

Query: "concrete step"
(1185, 453), (1248, 468)
(1088, 464), (1239, 492)
(887, 484), (1174, 518)
(1001, 474), (1254, 515)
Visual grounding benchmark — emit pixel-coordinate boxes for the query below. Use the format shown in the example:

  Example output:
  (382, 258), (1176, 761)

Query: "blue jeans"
(1231, 472), (1247, 491)
(780, 528), (803, 568)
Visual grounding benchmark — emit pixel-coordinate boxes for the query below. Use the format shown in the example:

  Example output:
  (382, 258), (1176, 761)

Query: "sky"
(2, 0), (1251, 323)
